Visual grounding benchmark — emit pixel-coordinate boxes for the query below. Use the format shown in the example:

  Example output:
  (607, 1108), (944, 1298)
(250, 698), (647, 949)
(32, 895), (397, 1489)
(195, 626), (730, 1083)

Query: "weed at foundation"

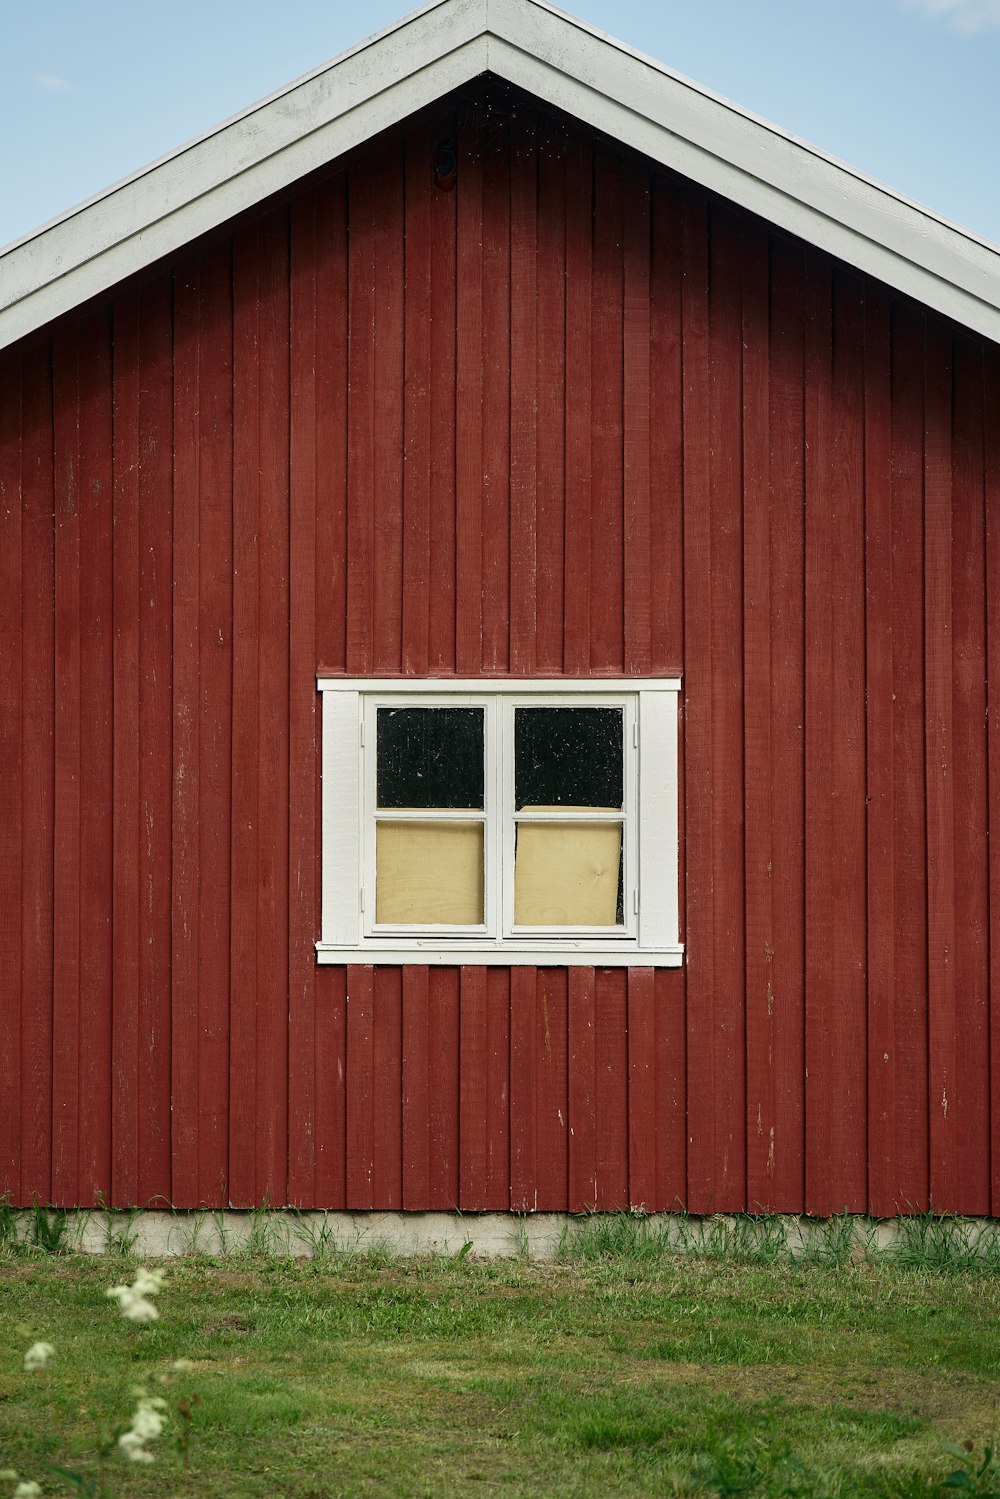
(0, 1191), (21, 1253)
(563, 1209), (1000, 1274)
(94, 1195), (141, 1257)
(31, 1200), (69, 1254)
(885, 1213), (1000, 1275)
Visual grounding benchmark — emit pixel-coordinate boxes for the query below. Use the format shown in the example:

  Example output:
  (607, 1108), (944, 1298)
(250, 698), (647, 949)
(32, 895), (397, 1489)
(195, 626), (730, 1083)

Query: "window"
(317, 679), (682, 966)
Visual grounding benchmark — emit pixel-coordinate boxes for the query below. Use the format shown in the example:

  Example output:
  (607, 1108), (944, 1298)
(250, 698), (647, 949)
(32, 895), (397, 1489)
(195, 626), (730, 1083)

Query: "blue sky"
(2, 0), (999, 251)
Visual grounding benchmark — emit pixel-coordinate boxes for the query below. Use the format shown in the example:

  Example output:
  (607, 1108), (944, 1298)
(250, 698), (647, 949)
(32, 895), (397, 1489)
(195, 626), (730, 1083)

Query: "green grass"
(1, 1251), (999, 1496)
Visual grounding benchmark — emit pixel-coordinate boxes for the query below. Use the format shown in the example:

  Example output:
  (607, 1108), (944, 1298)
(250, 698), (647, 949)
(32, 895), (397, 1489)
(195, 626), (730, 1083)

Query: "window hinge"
(633, 722), (638, 748)
(360, 887), (365, 913)
(633, 890), (639, 916)
(360, 721), (365, 747)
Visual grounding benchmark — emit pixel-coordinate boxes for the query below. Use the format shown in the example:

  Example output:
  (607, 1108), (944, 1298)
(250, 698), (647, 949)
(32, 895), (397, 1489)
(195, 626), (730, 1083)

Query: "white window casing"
(317, 678), (683, 967)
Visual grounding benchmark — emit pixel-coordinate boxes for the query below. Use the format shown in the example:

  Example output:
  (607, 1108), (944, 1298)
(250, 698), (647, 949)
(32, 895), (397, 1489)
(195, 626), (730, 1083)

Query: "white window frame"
(316, 678), (682, 967)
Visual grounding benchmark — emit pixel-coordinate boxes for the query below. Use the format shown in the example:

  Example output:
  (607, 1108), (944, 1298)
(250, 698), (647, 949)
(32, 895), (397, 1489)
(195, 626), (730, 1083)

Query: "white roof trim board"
(2, 0), (1000, 352)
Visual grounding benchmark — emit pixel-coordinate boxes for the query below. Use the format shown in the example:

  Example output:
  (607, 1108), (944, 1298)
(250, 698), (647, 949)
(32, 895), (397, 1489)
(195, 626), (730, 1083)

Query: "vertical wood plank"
(52, 324), (82, 1206)
(686, 201), (746, 1211)
(892, 303), (930, 1212)
(595, 968), (628, 1208)
(428, 968), (460, 1207)
(986, 342), (1000, 1216)
(315, 966), (348, 1208)
(535, 968), (568, 1210)
(828, 270), (867, 1211)
(346, 163), (375, 677)
(229, 224), (262, 1207)
(0, 352), (22, 1201)
(288, 189), (319, 1205)
(649, 174), (684, 678)
(627, 968), (656, 1209)
(534, 121), (566, 676)
(196, 242), (234, 1207)
(428, 121), (458, 673)
(805, 265), (867, 1214)
(767, 237), (807, 1213)
(681, 191), (714, 1213)
(742, 224), (774, 1211)
(486, 967), (511, 1209)
(346, 964), (375, 1208)
(568, 966), (596, 1209)
(653, 968), (686, 1210)
(481, 112), (511, 673)
(709, 205), (747, 1211)
(509, 966), (536, 1210)
(510, 111), (537, 676)
(865, 285), (896, 1215)
(256, 211), (290, 1206)
(21, 340), (55, 1204)
(314, 174), (349, 674)
(564, 134), (592, 676)
(455, 116), (483, 676)
(590, 146), (625, 675)
(372, 146), (405, 675)
(623, 162), (651, 677)
(925, 317), (958, 1211)
(171, 256), (202, 1207)
(137, 277), (174, 1207)
(372, 967), (403, 1208)
(803, 257), (834, 1216)
(403, 965), (431, 1208)
(403, 139), (432, 677)
(950, 337), (990, 1213)
(77, 310), (114, 1204)
(459, 966), (488, 1207)
(112, 295), (141, 1206)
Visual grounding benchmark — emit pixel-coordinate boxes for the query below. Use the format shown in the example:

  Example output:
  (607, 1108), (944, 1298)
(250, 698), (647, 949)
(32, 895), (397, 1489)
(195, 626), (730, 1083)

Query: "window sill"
(315, 941), (684, 968)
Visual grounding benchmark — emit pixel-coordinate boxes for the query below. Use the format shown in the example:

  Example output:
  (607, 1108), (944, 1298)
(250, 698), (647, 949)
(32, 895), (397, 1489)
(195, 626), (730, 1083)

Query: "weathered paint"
(0, 84), (997, 1214)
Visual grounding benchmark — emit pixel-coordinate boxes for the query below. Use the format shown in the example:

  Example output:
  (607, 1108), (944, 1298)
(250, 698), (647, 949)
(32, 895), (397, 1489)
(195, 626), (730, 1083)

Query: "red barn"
(2, 0), (999, 1222)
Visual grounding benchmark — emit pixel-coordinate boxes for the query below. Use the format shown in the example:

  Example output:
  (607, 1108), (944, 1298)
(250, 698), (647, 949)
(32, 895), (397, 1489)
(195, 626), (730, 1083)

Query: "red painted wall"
(1, 82), (998, 1216)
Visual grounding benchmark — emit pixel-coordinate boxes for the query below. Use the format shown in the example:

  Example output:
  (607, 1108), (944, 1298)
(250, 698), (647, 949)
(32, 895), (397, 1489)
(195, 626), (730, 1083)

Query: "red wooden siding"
(1, 84), (999, 1214)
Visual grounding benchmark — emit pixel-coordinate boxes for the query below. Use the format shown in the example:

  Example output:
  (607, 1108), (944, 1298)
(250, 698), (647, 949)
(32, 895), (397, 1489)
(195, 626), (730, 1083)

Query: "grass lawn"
(1, 1240), (998, 1497)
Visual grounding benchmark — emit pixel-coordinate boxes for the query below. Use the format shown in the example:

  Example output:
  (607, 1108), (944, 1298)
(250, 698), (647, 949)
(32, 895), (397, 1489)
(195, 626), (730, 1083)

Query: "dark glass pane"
(376, 706), (484, 809)
(514, 707), (623, 810)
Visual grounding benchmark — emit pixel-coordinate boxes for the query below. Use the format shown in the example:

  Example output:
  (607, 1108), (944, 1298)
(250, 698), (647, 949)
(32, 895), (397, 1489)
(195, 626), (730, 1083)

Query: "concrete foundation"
(7, 1208), (998, 1260)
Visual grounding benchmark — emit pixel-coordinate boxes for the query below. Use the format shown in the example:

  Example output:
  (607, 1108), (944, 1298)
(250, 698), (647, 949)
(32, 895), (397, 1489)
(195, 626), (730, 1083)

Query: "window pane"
(376, 820), (485, 925)
(514, 820), (623, 927)
(376, 706), (484, 810)
(514, 707), (623, 809)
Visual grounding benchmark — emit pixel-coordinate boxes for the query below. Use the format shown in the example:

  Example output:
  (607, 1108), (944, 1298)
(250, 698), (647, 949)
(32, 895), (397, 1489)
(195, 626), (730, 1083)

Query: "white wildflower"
(105, 1285), (159, 1322)
(22, 1342), (55, 1372)
(131, 1267), (165, 1298)
(0, 1473), (20, 1484)
(118, 1431), (155, 1464)
(131, 1401), (167, 1441)
(118, 1394), (168, 1465)
(171, 1357), (195, 1372)
(14, 1483), (43, 1498)
(106, 1268), (165, 1323)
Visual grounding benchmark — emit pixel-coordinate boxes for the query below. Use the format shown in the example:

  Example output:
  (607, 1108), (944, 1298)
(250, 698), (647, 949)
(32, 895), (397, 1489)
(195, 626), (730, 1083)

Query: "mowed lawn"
(1, 1246), (998, 1497)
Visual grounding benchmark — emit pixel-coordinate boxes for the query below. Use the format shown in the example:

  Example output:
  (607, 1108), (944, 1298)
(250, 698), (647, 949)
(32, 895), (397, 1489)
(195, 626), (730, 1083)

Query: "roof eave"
(2, 0), (999, 352)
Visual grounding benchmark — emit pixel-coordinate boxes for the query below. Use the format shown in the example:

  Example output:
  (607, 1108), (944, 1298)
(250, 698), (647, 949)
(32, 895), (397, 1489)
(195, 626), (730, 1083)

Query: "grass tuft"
(563, 1209), (1000, 1276)
(884, 1212), (1000, 1275)
(31, 1199), (70, 1253)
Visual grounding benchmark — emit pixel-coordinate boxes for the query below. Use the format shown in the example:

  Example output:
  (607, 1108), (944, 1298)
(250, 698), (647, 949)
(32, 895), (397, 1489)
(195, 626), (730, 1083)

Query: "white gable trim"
(2, 0), (999, 351)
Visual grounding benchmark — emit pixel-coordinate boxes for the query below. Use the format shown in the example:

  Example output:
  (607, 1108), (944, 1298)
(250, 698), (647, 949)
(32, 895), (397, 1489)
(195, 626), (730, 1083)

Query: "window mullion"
(500, 695), (513, 940)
